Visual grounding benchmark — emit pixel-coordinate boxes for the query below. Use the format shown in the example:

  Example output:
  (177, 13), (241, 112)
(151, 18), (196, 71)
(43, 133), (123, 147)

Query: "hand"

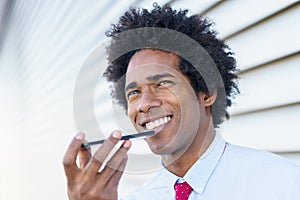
(63, 131), (131, 200)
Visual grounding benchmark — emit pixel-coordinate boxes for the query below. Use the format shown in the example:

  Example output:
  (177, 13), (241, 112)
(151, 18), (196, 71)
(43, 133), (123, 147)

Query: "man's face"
(125, 49), (202, 156)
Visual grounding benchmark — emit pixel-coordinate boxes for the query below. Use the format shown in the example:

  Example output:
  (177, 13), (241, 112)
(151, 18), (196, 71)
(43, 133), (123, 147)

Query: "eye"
(127, 89), (140, 99)
(157, 80), (173, 87)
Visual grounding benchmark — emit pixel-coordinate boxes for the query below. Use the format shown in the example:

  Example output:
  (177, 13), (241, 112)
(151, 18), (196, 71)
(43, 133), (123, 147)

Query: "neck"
(162, 118), (216, 177)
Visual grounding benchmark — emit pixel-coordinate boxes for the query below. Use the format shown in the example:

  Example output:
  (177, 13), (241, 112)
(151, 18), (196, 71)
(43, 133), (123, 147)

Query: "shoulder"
(225, 142), (300, 177)
(207, 141), (300, 198)
(227, 143), (298, 166)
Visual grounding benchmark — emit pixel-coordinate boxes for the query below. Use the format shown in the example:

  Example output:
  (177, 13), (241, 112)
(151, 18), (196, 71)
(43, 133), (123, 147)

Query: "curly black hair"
(104, 3), (239, 128)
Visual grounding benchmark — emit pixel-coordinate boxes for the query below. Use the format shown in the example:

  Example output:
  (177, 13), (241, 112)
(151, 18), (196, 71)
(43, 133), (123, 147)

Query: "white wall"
(0, 0), (299, 199)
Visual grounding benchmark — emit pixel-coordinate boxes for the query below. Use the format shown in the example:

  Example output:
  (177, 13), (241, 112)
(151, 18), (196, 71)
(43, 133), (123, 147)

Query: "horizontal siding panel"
(94, 100), (136, 134)
(101, 0), (138, 32)
(222, 103), (300, 152)
(171, 0), (221, 15)
(135, 0), (171, 10)
(227, 3), (300, 71)
(204, 0), (295, 38)
(229, 53), (300, 115)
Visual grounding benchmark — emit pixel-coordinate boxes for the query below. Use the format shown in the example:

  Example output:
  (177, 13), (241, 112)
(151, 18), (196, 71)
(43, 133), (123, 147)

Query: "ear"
(199, 91), (217, 107)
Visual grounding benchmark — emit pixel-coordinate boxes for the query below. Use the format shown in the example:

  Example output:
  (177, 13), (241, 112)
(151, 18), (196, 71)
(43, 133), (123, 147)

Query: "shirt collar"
(159, 133), (227, 195)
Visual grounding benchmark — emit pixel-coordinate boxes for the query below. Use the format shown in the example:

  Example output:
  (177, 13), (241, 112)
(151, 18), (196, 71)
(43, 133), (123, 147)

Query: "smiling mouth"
(144, 116), (172, 130)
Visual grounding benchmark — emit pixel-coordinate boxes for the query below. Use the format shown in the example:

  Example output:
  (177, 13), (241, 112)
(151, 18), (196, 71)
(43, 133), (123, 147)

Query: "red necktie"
(174, 181), (193, 200)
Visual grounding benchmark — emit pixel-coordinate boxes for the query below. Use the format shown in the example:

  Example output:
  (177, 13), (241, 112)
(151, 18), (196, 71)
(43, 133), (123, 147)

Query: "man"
(63, 4), (300, 200)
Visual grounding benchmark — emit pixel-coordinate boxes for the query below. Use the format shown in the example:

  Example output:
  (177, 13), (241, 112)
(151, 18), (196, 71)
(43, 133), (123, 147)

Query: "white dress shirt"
(121, 133), (300, 200)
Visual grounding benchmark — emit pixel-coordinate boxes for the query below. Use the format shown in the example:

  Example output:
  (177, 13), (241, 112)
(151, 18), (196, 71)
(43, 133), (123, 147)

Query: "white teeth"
(164, 117), (168, 123)
(146, 122), (154, 130)
(159, 118), (164, 124)
(145, 116), (171, 130)
(154, 121), (159, 127)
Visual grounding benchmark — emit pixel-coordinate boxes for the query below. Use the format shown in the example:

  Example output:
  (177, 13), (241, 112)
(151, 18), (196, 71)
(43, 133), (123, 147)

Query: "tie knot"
(174, 181), (193, 200)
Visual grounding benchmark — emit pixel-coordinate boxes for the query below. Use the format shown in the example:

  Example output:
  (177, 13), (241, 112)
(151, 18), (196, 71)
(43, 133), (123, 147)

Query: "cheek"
(175, 90), (197, 108)
(177, 91), (200, 123)
(127, 105), (136, 122)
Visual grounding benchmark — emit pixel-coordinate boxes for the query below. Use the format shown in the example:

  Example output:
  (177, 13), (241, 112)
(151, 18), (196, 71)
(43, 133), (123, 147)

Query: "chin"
(146, 139), (176, 155)
(150, 147), (170, 155)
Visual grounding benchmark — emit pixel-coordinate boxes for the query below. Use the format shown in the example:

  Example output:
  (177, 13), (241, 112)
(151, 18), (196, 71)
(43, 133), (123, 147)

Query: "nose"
(137, 87), (162, 113)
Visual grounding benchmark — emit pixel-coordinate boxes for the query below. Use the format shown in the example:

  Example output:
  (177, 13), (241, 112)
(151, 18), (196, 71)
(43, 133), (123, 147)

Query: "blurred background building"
(0, 0), (299, 199)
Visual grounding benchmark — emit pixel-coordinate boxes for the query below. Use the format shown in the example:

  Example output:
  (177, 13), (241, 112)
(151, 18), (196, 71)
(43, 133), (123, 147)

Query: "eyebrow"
(146, 73), (175, 82)
(125, 82), (138, 92)
(125, 73), (175, 92)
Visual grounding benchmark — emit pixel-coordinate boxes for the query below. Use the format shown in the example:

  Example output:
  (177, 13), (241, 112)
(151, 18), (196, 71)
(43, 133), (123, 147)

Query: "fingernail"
(75, 132), (84, 140)
(112, 131), (121, 138)
(123, 140), (131, 148)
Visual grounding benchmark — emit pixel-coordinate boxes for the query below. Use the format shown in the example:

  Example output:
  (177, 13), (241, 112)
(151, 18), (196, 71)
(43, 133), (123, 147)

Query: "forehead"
(127, 49), (179, 71)
(126, 49), (183, 80)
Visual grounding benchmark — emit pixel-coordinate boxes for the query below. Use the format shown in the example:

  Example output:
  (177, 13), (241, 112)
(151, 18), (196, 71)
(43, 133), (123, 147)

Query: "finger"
(79, 145), (91, 168)
(97, 140), (131, 186)
(88, 158), (128, 200)
(107, 148), (128, 188)
(63, 132), (85, 179)
(85, 130), (122, 176)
